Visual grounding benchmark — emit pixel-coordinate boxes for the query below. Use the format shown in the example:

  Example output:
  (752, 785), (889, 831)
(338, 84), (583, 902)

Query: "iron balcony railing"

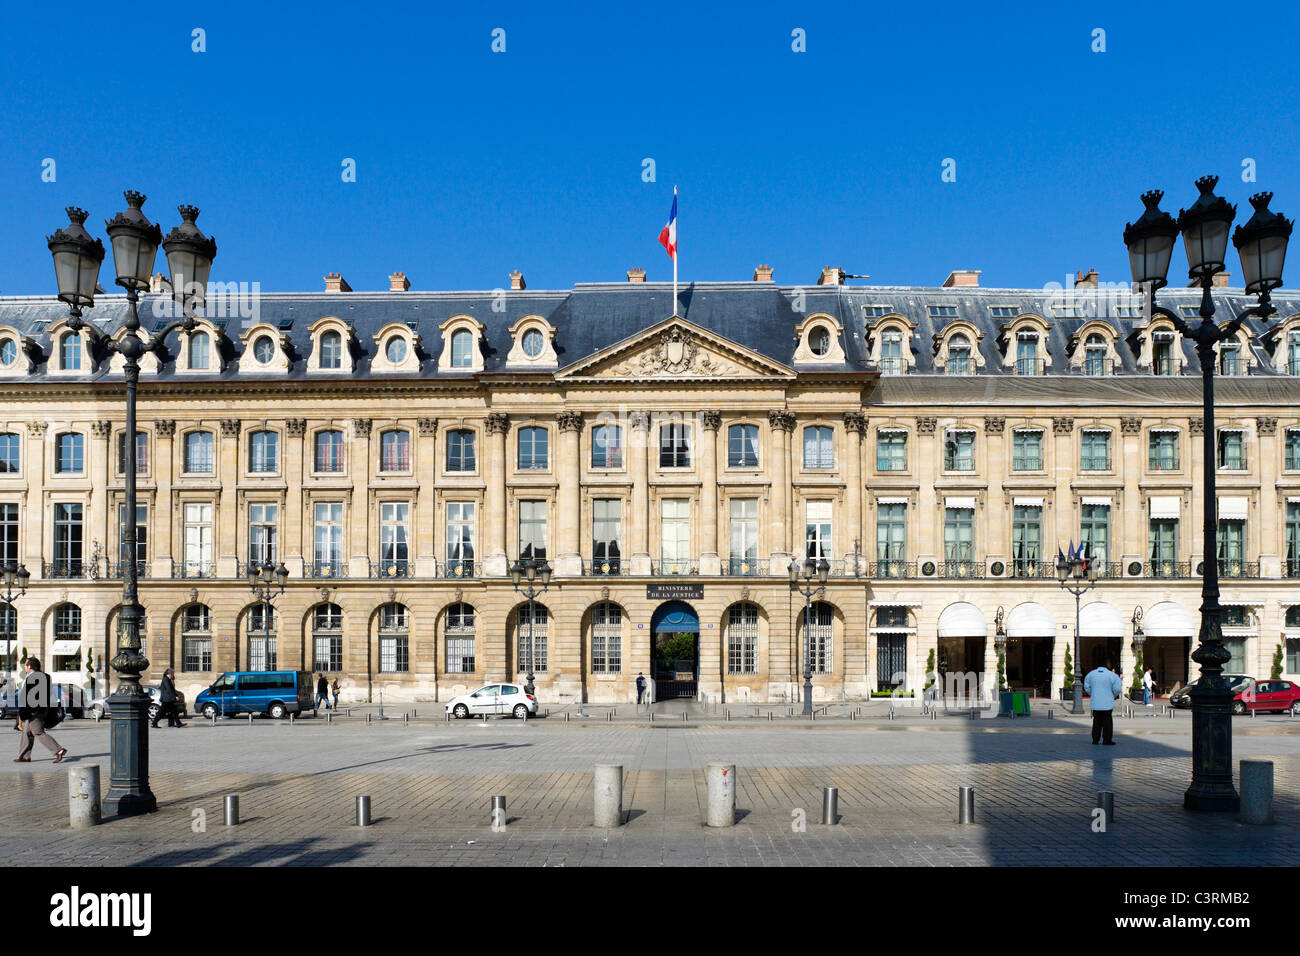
(723, 557), (765, 576)
(105, 560), (150, 580)
(1289, 359), (1300, 376)
(1082, 358), (1116, 376)
(1145, 560), (1192, 579)
(172, 561), (215, 579)
(940, 560), (986, 579)
(307, 560), (347, 579)
(1093, 561), (1125, 579)
(945, 357), (972, 375)
(879, 357), (905, 376)
(1152, 357), (1183, 376)
(43, 561), (87, 579)
(1148, 453), (1180, 471)
(870, 559), (917, 579)
(1011, 456), (1043, 471)
(371, 559), (412, 579)
(588, 557), (623, 576)
(652, 559), (698, 575)
(1286, 558), (1300, 578)
(1216, 560), (1260, 579)
(1015, 358), (1047, 376)
(443, 559), (476, 579)
(1010, 559), (1053, 579)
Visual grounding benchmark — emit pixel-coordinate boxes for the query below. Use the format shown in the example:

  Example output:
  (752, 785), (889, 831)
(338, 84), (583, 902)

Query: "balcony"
(1214, 560), (1260, 579)
(1145, 560), (1192, 579)
(879, 357), (905, 376)
(1081, 358), (1116, 376)
(1011, 457), (1043, 471)
(587, 557), (623, 576)
(1152, 357), (1183, 376)
(940, 560), (985, 579)
(172, 561), (215, 579)
(1289, 359), (1300, 376)
(1010, 559), (1053, 579)
(1148, 454), (1180, 471)
(1015, 358), (1046, 376)
(870, 559), (917, 579)
(1093, 561), (1125, 579)
(42, 561), (87, 579)
(443, 560), (477, 579)
(307, 560), (347, 580)
(722, 557), (764, 576)
(1286, 558), (1300, 578)
(104, 561), (150, 580)
(652, 559), (698, 575)
(370, 560), (412, 579)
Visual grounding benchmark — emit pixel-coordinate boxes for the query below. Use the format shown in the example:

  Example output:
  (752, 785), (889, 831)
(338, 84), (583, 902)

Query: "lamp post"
(0, 563), (30, 703)
(993, 605), (1007, 700)
(510, 557), (552, 696)
(247, 562), (289, 671)
(1132, 607), (1146, 698)
(47, 194), (216, 817)
(1056, 545), (1099, 714)
(788, 556), (829, 716)
(1124, 177), (1291, 811)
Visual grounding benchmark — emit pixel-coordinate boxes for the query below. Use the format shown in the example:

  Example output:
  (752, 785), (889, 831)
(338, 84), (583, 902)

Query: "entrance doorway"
(651, 601), (699, 700)
(938, 636), (985, 699)
(1142, 636), (1190, 693)
(1006, 637), (1053, 697)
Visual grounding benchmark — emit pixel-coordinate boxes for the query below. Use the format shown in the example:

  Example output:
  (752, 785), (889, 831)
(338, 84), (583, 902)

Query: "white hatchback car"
(446, 682), (537, 719)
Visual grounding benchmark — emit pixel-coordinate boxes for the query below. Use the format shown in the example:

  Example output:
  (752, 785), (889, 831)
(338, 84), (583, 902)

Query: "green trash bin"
(999, 691), (1014, 715)
(1013, 692), (1031, 716)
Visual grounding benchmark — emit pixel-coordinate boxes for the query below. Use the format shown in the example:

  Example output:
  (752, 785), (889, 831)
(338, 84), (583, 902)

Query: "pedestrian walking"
(330, 677), (340, 710)
(1142, 667), (1155, 707)
(636, 672), (646, 705)
(14, 658), (66, 763)
(1083, 659), (1123, 746)
(315, 674), (330, 711)
(153, 667), (185, 728)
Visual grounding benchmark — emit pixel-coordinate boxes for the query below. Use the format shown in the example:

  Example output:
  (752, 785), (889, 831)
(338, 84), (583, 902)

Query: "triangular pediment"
(557, 316), (795, 381)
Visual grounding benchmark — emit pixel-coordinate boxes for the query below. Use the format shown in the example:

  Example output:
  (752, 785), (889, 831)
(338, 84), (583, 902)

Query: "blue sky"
(2, 0), (1298, 295)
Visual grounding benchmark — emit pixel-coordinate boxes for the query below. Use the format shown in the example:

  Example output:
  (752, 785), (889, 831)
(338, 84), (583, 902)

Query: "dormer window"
(253, 336), (275, 365)
(189, 332), (210, 370)
(1083, 334), (1107, 376)
(0, 338), (17, 367)
(1153, 331), (1176, 375)
(522, 328), (544, 358)
(451, 330), (473, 367)
(947, 334), (971, 375)
(321, 330), (342, 369)
(880, 331), (904, 375)
(809, 326), (831, 357)
(1288, 331), (1300, 375)
(61, 333), (82, 371)
(1219, 342), (1241, 376)
(1015, 332), (1041, 376)
(385, 336), (408, 364)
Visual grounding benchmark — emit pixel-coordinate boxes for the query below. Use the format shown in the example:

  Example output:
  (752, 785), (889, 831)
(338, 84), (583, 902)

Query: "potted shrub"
(1060, 644), (1074, 701)
(1271, 643), (1284, 680)
(1129, 649), (1146, 702)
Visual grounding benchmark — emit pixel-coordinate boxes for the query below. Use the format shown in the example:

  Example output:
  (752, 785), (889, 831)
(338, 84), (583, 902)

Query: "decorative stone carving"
(485, 412), (510, 435)
(220, 419), (241, 437)
(352, 419), (372, 438)
(557, 410), (584, 432)
(1052, 417), (1075, 435)
(387, 588), (397, 604)
(1257, 416), (1278, 436)
(25, 421), (46, 438)
(1120, 417), (1142, 435)
(740, 586), (750, 602)
(768, 410), (796, 432)
(600, 586), (610, 601)
(454, 588), (463, 603)
(418, 418), (438, 436)
(285, 419), (307, 437)
(628, 411), (650, 432)
(701, 411), (722, 431)
(606, 327), (740, 378)
(155, 420), (176, 438)
(983, 417), (1005, 435)
(916, 417), (937, 435)
(319, 587), (331, 602)
(90, 421), (112, 439)
(843, 411), (867, 435)
(1189, 417), (1205, 436)
(188, 588), (199, 604)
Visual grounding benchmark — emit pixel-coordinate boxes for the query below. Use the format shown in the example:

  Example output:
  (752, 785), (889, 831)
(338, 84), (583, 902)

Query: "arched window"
(189, 331), (210, 370)
(53, 602), (82, 674)
(184, 431), (214, 474)
(247, 604), (276, 671)
(181, 604), (212, 672)
(801, 602), (833, 674)
(379, 603), (409, 673)
(61, 333), (81, 371)
(384, 335), (408, 364)
(728, 424), (759, 468)
(803, 425), (834, 469)
(249, 430), (279, 473)
(55, 432), (84, 474)
(320, 330), (343, 369)
(727, 603), (759, 674)
(380, 429), (410, 472)
(590, 602), (622, 674)
(314, 429), (345, 473)
(809, 325), (831, 357)
(451, 329), (473, 368)
(946, 333), (972, 375)
(312, 603), (343, 672)
(445, 603), (476, 674)
(518, 426), (548, 470)
(517, 603), (548, 674)
(591, 424), (622, 468)
(1015, 332), (1042, 376)
(446, 429), (476, 472)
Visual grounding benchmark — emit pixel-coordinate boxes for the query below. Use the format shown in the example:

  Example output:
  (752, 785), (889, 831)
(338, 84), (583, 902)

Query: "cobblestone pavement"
(4, 708), (1298, 866)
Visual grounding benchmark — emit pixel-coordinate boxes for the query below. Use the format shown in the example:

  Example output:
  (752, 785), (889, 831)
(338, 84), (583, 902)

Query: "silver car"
(88, 683), (187, 722)
(445, 682), (537, 719)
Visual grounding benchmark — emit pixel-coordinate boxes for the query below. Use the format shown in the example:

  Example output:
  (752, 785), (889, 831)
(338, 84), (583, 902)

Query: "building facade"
(2, 265), (1300, 707)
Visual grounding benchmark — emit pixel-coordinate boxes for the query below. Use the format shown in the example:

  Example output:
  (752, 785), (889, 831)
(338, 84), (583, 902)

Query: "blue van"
(194, 671), (314, 719)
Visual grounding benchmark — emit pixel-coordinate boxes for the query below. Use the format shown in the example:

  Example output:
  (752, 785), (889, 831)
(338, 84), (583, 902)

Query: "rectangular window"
(876, 431), (907, 471)
(248, 503), (278, 566)
(803, 426), (834, 469)
(1080, 430), (1110, 470)
(943, 507), (974, 567)
(517, 427), (549, 470)
(446, 604), (476, 673)
(805, 500), (832, 560)
(446, 501), (476, 575)
(1153, 332), (1176, 375)
(876, 503), (906, 565)
(592, 498), (622, 573)
(182, 636), (212, 672)
(184, 432), (214, 473)
(880, 332), (904, 375)
(877, 635), (906, 690)
(519, 499), (547, 561)
(660, 498), (691, 571)
(56, 433), (83, 474)
(314, 632), (343, 672)
(1218, 430), (1245, 470)
(379, 633), (409, 673)
(1149, 432), (1179, 470)
(53, 503), (83, 574)
(1217, 518), (1245, 574)
(313, 502), (344, 575)
(1081, 504), (1110, 565)
(1219, 343), (1241, 376)
(117, 503), (147, 574)
(249, 431), (278, 473)
(183, 502), (213, 576)
(944, 431), (975, 471)
(1011, 505), (1042, 576)
(517, 604), (547, 673)
(1289, 331), (1300, 375)
(806, 602), (832, 674)
(446, 430), (476, 472)
(1015, 334), (1041, 376)
(116, 431), (148, 474)
(380, 502), (409, 574)
(0, 433), (18, 474)
(1148, 518), (1178, 566)
(315, 431), (345, 473)
(0, 503), (16, 569)
(928, 305), (958, 318)
(1287, 638), (1300, 674)
(728, 425), (759, 468)
(380, 431), (410, 472)
(591, 425), (623, 469)
(1084, 345), (1108, 376)
(659, 422), (691, 468)
(1012, 431), (1042, 471)
(1288, 502), (1300, 577)
(727, 603), (758, 674)
(1286, 430), (1300, 471)
(590, 602), (622, 674)
(728, 498), (759, 573)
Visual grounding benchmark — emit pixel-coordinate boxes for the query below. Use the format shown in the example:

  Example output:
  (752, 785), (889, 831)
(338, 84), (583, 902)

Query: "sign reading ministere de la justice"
(647, 584), (705, 601)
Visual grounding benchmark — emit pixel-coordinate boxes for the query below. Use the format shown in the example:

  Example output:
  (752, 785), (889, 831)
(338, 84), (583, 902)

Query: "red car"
(1233, 680), (1300, 716)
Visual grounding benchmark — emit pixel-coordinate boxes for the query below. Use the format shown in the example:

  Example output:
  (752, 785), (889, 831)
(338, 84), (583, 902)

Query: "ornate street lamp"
(510, 556), (551, 696)
(1124, 177), (1291, 811)
(788, 556), (829, 716)
(0, 562), (30, 698)
(47, 193), (216, 817)
(1056, 543), (1099, 714)
(993, 605), (1008, 696)
(249, 561), (289, 673)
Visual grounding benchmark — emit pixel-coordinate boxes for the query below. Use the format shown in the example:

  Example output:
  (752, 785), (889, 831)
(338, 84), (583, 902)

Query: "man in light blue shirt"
(1083, 659), (1123, 745)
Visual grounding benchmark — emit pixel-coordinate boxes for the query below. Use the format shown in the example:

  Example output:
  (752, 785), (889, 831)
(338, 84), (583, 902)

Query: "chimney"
(817, 266), (844, 286)
(149, 273), (172, 295)
(753, 264), (774, 282)
(324, 272), (352, 293)
(1212, 272), (1231, 288)
(389, 271), (410, 292)
(626, 268), (646, 283)
(1074, 269), (1098, 289)
(941, 270), (981, 288)
(509, 270), (526, 291)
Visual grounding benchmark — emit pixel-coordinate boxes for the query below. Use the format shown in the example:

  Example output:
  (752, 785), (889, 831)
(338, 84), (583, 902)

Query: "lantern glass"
(539, 562), (552, 587)
(788, 560), (799, 585)
(1127, 233), (1176, 289)
(1055, 554), (1068, 582)
(110, 230), (158, 290)
(275, 563), (289, 589)
(1182, 217), (1232, 278)
(510, 560), (523, 587)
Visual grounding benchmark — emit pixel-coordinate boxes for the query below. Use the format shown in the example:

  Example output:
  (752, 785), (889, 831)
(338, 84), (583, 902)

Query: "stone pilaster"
(484, 413), (509, 576)
(767, 410), (795, 572)
(217, 419), (241, 578)
(843, 412), (866, 572)
(415, 418), (438, 576)
(1258, 418), (1279, 576)
(699, 410), (721, 574)
(348, 419), (372, 577)
(629, 412), (650, 574)
(556, 410), (583, 576)
(283, 419), (306, 577)
(153, 420), (176, 577)
(23, 422), (45, 575)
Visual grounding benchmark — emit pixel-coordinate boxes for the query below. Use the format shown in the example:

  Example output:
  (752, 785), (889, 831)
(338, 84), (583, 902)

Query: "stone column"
(699, 411), (721, 574)
(983, 417), (1006, 569)
(153, 420), (176, 578)
(1051, 417), (1075, 546)
(1189, 416), (1205, 569)
(629, 412), (650, 575)
(217, 419), (241, 578)
(915, 417), (938, 568)
(767, 411), (795, 573)
(843, 412), (866, 573)
(283, 419), (306, 577)
(415, 418), (438, 577)
(347, 419), (372, 577)
(89, 421), (111, 576)
(1257, 417), (1279, 576)
(1119, 417), (1142, 573)
(484, 413), (509, 577)
(556, 411), (583, 576)
(23, 422), (45, 575)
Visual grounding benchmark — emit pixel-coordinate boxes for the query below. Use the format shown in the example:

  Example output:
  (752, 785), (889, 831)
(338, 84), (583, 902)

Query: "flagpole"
(672, 185), (678, 316)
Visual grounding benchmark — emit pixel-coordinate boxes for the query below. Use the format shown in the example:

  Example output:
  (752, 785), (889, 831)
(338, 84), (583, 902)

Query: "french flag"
(658, 188), (677, 260)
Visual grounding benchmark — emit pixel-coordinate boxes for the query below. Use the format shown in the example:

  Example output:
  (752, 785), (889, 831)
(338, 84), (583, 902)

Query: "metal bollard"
(247, 712), (253, 725)
(367, 712), (372, 724)
(224, 794), (240, 827)
(1048, 708), (1054, 720)
(594, 764), (623, 828)
(413, 709), (417, 718)
(1240, 760), (1274, 825)
(565, 711), (570, 722)
(1097, 790), (1115, 825)
(210, 713), (216, 726)
(957, 786), (975, 824)
(705, 763), (736, 827)
(356, 795), (372, 827)
(970, 707), (978, 721)
(289, 713), (295, 726)
(822, 786), (839, 825)
(327, 711), (333, 724)
(491, 795), (507, 828)
(403, 712), (409, 724)
(682, 711), (687, 722)
(68, 766), (101, 829)
(1168, 706), (1174, 719)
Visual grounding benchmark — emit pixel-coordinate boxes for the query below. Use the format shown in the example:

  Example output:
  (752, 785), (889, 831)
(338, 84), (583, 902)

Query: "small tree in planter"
(84, 650), (96, 699)
(1062, 644), (1074, 700)
(1131, 649), (1145, 701)
(924, 649), (936, 689)
(996, 652), (1006, 693)
(1272, 643), (1285, 680)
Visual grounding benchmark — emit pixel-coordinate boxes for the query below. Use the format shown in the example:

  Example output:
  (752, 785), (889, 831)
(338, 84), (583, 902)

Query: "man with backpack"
(14, 657), (67, 763)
